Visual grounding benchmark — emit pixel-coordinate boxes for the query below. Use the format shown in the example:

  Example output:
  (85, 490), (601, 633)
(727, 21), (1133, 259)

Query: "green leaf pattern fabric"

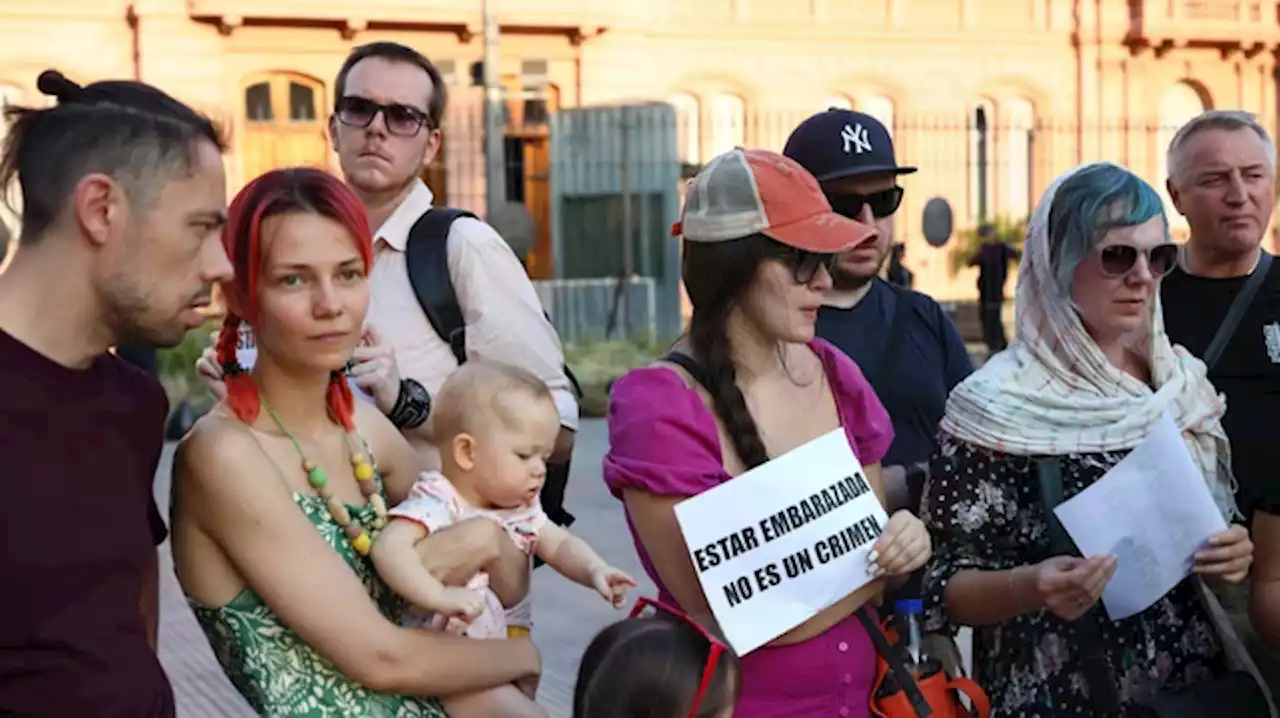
(190, 491), (448, 718)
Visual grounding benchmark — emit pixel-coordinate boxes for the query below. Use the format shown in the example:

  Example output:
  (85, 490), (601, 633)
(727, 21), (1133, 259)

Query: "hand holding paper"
(1031, 555), (1118, 621)
(1193, 525), (1254, 584)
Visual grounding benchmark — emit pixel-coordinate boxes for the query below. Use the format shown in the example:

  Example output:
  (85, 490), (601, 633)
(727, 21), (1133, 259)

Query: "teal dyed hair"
(1046, 162), (1168, 299)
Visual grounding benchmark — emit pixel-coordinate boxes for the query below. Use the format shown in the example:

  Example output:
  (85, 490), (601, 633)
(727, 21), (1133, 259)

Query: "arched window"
(240, 72), (329, 182)
(1158, 82), (1209, 229)
(968, 100), (995, 223)
(667, 93), (701, 165)
(705, 93), (745, 160)
(823, 95), (853, 112)
(860, 94), (895, 138)
(1003, 98), (1035, 220)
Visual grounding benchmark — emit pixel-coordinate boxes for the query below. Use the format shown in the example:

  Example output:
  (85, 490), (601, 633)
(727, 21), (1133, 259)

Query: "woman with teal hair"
(920, 162), (1273, 716)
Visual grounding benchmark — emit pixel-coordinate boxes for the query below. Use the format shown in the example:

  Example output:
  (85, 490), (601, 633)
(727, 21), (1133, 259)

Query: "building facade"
(1, 0), (1278, 300)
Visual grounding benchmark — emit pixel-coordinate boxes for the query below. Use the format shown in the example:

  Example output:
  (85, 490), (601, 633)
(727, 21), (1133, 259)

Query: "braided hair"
(681, 233), (783, 471)
(214, 168), (373, 431)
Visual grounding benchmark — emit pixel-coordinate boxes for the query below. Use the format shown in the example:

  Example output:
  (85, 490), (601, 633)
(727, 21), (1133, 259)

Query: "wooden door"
(241, 74), (329, 183)
(523, 137), (552, 279)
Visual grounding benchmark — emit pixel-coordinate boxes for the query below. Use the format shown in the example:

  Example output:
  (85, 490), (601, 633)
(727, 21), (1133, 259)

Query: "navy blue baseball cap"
(783, 109), (917, 182)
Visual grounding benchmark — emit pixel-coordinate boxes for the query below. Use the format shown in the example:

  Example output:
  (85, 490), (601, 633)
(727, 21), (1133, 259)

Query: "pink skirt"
(734, 610), (878, 718)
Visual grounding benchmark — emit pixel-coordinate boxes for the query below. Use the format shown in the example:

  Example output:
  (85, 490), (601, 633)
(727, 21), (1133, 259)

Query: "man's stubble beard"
(100, 271), (189, 349)
(830, 248), (891, 291)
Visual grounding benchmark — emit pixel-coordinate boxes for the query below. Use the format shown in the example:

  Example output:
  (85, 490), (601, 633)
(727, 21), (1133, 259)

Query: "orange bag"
(855, 608), (990, 718)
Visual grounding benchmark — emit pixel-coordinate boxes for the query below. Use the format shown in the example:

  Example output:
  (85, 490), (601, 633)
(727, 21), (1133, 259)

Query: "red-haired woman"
(171, 168), (542, 716)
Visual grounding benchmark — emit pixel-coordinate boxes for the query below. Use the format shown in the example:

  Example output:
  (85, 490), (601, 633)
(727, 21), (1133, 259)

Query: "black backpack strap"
(866, 284), (909, 395)
(1035, 458), (1123, 714)
(1203, 251), (1273, 372)
(665, 351), (711, 392)
(406, 207), (477, 366)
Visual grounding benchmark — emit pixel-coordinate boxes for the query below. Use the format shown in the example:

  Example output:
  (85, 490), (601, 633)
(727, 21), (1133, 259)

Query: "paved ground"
(154, 419), (650, 718)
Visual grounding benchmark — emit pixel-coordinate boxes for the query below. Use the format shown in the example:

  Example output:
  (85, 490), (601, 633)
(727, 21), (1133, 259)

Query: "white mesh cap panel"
(679, 149), (769, 242)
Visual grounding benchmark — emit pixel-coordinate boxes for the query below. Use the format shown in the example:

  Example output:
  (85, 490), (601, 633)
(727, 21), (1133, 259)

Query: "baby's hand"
(591, 565), (637, 608)
(434, 587), (487, 621)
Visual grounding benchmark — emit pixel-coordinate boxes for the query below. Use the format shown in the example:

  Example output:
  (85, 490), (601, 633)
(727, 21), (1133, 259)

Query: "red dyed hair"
(214, 167), (374, 431)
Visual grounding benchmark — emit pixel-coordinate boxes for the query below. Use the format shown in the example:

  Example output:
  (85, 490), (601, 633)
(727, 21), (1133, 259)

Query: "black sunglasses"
(335, 96), (432, 137)
(773, 246), (836, 284)
(826, 186), (904, 220)
(1097, 243), (1179, 278)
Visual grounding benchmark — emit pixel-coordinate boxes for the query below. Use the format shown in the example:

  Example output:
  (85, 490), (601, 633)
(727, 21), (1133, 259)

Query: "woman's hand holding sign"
(868, 510), (932, 578)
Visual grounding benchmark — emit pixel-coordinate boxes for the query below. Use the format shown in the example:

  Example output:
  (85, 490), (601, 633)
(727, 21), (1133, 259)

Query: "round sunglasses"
(1097, 242), (1179, 278)
(335, 96), (432, 137)
(826, 186), (904, 220)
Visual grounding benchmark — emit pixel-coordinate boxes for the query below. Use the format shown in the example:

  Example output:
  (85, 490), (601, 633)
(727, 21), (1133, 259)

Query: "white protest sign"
(234, 324), (374, 403)
(673, 428), (888, 655)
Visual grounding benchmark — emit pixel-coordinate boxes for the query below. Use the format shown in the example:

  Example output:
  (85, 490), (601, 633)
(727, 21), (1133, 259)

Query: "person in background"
(196, 41), (575, 635)
(969, 223), (1019, 357)
(924, 162), (1264, 716)
(783, 109), (972, 516)
(0, 69), (234, 717)
(1160, 109), (1280, 694)
(886, 242), (912, 289)
(573, 597), (742, 718)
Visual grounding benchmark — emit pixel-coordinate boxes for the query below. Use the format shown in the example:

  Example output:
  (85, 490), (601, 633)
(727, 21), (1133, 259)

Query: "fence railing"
(532, 276), (657, 344)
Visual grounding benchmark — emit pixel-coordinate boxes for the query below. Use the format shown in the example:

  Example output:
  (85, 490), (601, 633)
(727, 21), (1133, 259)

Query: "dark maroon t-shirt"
(0, 330), (175, 717)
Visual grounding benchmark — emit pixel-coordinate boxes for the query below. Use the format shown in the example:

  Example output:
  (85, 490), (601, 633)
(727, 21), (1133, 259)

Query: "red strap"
(948, 676), (991, 718)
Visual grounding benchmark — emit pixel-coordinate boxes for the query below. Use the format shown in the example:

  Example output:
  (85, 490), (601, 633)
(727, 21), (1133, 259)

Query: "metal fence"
(532, 276), (657, 344)
(434, 99), (1238, 314)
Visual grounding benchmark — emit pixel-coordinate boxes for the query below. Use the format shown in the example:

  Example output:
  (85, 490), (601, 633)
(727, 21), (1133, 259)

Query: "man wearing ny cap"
(784, 109), (972, 516)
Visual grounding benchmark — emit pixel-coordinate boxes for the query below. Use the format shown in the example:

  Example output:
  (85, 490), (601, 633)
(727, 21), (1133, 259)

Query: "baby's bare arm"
(536, 524), (609, 588)
(371, 519), (456, 612)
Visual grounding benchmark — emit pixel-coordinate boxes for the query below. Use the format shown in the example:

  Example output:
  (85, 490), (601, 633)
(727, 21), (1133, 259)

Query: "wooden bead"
(307, 465), (328, 490)
(344, 523), (364, 540)
(326, 497), (351, 525)
(354, 462), (375, 483)
(350, 453), (368, 466)
(369, 493), (387, 517)
(350, 531), (373, 556)
(302, 459), (317, 472)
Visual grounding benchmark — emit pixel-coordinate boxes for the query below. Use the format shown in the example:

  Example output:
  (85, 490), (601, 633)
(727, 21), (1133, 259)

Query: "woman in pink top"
(603, 148), (933, 718)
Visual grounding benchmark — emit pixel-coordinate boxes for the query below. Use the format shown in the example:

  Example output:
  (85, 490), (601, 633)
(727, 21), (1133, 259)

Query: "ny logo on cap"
(840, 123), (872, 155)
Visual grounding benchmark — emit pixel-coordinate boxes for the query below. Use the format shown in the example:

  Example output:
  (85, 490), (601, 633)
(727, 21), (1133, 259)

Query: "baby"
(372, 360), (636, 718)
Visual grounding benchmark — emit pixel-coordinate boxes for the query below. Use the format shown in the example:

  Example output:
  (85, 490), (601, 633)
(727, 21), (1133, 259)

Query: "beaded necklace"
(261, 400), (388, 556)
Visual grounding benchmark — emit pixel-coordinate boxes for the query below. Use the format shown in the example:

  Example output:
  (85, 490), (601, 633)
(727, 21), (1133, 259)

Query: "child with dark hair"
(574, 598), (742, 718)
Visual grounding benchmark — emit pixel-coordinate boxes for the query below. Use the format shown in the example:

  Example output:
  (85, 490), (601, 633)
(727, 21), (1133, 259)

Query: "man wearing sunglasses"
(783, 109), (973, 518)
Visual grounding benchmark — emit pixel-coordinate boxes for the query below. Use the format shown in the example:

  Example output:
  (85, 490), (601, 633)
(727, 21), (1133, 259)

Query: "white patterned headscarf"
(939, 161), (1238, 521)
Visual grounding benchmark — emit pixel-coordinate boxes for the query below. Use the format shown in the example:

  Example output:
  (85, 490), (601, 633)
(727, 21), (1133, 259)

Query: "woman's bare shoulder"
(175, 408), (268, 492)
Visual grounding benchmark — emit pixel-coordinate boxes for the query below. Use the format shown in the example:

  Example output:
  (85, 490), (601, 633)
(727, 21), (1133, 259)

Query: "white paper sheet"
(1053, 412), (1227, 620)
(673, 428), (889, 655)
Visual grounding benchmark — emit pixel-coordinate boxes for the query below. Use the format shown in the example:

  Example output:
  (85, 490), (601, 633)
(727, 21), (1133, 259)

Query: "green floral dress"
(190, 491), (448, 718)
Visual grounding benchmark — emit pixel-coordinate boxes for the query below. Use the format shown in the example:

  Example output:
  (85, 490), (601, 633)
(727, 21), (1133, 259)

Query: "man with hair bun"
(0, 69), (232, 716)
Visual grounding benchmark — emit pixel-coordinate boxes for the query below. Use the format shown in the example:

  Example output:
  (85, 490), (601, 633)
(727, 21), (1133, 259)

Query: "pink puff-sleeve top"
(603, 339), (894, 718)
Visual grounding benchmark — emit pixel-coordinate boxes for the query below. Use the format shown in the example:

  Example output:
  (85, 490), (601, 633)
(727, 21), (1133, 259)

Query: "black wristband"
(386, 378), (431, 430)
